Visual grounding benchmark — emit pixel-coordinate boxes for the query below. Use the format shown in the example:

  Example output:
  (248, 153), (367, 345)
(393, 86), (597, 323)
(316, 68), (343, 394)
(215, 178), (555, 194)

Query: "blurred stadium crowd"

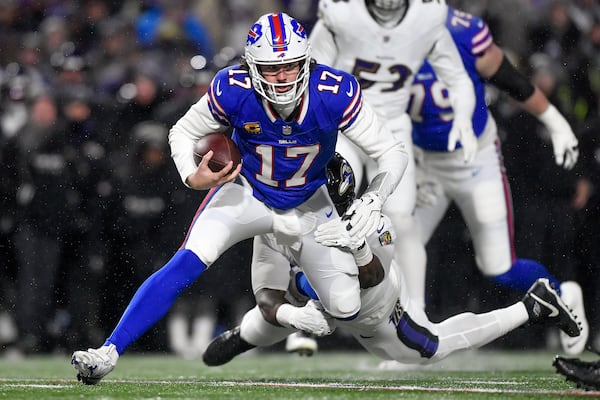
(0, 0), (599, 358)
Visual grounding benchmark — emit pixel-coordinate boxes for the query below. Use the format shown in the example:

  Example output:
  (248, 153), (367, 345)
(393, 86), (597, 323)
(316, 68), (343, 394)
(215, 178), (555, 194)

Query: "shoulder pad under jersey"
(207, 65), (255, 126)
(309, 63), (363, 132)
(446, 7), (493, 56)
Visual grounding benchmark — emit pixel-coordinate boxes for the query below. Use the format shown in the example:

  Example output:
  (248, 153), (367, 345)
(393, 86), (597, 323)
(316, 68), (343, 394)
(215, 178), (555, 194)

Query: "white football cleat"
(285, 332), (318, 357)
(71, 344), (119, 385)
(560, 281), (589, 355)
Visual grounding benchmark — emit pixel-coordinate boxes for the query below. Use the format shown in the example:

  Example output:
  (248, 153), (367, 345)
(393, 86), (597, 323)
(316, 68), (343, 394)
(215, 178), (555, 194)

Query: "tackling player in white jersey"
(71, 12), (408, 384)
(309, 0), (478, 292)
(408, 7), (587, 355)
(201, 153), (581, 367)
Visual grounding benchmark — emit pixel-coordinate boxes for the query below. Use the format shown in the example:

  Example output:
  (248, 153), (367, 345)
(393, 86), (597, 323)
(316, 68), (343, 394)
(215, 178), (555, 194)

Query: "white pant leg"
(444, 141), (514, 276)
(348, 273), (529, 364)
(293, 187), (362, 319)
(431, 302), (528, 362)
(182, 181), (273, 266)
(418, 119), (513, 277)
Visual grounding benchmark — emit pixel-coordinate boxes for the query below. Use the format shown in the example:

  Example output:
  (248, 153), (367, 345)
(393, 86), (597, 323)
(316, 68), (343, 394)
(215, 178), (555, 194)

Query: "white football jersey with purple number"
(311, 0), (469, 119)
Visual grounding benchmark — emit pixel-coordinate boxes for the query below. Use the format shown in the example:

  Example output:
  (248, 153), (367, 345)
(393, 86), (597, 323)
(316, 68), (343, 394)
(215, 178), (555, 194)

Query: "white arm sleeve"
(342, 100), (408, 203)
(427, 28), (476, 122)
(309, 19), (338, 66)
(168, 95), (228, 186)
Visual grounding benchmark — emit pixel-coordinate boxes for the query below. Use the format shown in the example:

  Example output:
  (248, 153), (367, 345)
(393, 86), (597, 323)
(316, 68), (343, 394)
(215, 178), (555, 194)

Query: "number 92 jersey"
(312, 0), (457, 120)
(206, 63), (364, 210)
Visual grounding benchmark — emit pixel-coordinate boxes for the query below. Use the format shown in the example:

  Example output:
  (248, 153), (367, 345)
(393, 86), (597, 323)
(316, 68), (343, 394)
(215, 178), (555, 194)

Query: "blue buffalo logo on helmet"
(290, 19), (306, 39)
(247, 23), (263, 46)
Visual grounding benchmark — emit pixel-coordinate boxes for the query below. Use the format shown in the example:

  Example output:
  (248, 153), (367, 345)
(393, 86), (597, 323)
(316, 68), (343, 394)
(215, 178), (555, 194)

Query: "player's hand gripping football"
(186, 150), (241, 190)
(314, 217), (365, 250)
(340, 192), (382, 240)
(447, 115), (477, 164)
(539, 105), (579, 170)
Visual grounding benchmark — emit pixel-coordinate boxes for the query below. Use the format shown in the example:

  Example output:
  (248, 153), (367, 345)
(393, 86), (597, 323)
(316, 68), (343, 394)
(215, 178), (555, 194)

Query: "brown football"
(193, 133), (241, 172)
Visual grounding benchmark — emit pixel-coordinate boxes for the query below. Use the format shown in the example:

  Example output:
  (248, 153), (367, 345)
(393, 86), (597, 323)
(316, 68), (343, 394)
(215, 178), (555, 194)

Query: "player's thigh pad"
(183, 182), (273, 266)
(456, 144), (512, 275)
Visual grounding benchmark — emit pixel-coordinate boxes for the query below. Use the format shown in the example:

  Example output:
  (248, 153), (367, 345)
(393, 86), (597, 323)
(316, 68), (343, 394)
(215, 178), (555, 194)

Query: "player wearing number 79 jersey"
(71, 12), (408, 385)
(408, 7), (587, 355)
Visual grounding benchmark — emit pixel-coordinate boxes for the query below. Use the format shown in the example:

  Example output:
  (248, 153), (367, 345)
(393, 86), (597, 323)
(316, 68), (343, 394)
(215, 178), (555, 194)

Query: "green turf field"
(1, 349), (597, 399)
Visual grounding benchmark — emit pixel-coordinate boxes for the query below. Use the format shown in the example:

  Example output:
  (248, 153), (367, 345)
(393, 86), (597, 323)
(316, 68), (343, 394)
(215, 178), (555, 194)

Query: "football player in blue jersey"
(405, 8), (587, 355)
(71, 12), (408, 384)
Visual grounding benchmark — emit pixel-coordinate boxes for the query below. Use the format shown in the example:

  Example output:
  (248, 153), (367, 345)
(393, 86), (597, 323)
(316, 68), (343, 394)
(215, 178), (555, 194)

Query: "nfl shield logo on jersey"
(282, 126), (292, 135)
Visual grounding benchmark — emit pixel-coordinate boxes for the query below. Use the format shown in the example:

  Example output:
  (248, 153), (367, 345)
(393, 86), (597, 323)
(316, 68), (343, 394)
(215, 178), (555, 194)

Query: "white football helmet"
(366, 0), (409, 26)
(244, 12), (311, 105)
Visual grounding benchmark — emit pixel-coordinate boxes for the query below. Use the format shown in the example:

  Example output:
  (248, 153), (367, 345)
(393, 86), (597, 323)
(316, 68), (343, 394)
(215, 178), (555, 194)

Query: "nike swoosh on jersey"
(325, 207), (334, 218)
(215, 80), (223, 96)
(346, 83), (353, 97)
(530, 293), (559, 317)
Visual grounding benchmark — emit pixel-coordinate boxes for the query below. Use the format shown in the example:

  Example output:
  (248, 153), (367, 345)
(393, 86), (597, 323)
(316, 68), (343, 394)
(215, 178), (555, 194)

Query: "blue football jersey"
(410, 7), (492, 152)
(206, 63), (363, 210)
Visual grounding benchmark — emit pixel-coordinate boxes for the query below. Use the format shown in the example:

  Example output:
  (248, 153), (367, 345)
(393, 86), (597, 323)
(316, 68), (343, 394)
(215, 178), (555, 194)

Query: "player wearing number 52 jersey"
(407, 7), (587, 355)
(309, 0), (477, 294)
(71, 12), (408, 385)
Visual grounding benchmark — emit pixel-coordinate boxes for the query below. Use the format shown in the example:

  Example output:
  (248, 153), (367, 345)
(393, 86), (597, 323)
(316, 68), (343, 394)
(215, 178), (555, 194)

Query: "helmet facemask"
(367, 0), (408, 26)
(245, 13), (311, 105)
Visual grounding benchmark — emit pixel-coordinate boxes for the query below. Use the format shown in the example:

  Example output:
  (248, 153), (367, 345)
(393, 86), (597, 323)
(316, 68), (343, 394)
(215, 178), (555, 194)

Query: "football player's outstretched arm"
(314, 217), (384, 289)
(342, 100), (408, 238)
(428, 28), (477, 162)
(252, 236), (335, 337)
(477, 43), (579, 170)
(308, 18), (338, 65)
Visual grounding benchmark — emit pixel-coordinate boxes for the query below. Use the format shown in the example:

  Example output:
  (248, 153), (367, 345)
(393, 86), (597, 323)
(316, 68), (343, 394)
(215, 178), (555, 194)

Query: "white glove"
(447, 115), (477, 164)
(314, 217), (365, 250)
(537, 104), (579, 170)
(276, 301), (336, 337)
(415, 168), (443, 208)
(341, 192), (382, 239)
(416, 178), (443, 208)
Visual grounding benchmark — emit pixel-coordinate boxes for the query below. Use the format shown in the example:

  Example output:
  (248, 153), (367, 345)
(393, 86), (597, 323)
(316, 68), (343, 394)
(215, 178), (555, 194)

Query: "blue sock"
(104, 249), (207, 355)
(295, 271), (319, 300)
(493, 258), (561, 295)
